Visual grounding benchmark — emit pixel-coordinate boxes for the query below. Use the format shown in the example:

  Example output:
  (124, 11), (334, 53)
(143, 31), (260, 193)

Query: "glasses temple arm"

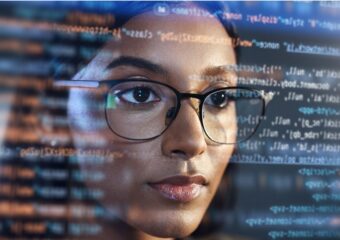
(53, 80), (100, 88)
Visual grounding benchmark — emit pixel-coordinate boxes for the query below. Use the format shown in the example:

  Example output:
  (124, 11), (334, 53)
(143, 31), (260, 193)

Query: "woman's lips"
(148, 175), (207, 203)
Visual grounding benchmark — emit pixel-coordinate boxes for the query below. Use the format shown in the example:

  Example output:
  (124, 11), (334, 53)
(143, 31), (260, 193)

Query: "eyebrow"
(201, 65), (237, 84)
(106, 56), (168, 76)
(202, 65), (236, 76)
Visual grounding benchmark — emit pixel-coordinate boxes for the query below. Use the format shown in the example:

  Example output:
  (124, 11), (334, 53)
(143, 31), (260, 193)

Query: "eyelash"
(116, 85), (161, 105)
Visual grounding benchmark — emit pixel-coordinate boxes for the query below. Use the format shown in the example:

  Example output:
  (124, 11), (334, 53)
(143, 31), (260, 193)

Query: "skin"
(68, 6), (236, 240)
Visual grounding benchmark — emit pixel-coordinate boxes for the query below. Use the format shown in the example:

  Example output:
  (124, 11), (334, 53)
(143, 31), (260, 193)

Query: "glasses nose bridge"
(179, 92), (204, 102)
(178, 92), (204, 115)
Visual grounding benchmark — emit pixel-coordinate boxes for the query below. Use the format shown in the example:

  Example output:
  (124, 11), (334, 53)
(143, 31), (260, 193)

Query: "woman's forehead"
(123, 8), (230, 38)
(75, 6), (237, 91)
(96, 11), (236, 78)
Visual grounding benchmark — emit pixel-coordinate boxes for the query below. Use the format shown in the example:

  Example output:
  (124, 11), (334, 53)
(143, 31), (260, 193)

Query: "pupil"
(133, 87), (150, 102)
(211, 92), (226, 106)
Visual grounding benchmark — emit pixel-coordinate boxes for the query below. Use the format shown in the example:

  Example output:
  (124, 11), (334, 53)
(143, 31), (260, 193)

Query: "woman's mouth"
(148, 175), (207, 203)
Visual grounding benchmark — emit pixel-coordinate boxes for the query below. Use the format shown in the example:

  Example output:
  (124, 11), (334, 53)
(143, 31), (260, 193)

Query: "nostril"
(171, 150), (187, 158)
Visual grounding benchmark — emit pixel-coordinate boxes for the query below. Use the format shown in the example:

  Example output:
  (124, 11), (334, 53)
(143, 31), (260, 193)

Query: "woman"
(56, 2), (270, 239)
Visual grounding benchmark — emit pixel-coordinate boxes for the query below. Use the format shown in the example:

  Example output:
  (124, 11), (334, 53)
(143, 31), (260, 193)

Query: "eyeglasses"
(55, 79), (273, 144)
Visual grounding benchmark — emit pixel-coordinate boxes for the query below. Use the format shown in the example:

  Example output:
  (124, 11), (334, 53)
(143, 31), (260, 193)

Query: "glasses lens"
(105, 81), (177, 140)
(202, 88), (264, 144)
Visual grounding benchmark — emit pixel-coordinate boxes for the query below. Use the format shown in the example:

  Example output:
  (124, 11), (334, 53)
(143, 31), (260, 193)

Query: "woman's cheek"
(68, 89), (135, 203)
(208, 145), (234, 192)
(68, 89), (116, 148)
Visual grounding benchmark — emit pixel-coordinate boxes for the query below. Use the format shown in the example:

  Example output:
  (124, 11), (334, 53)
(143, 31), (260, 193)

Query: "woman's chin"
(126, 209), (204, 239)
(136, 222), (198, 239)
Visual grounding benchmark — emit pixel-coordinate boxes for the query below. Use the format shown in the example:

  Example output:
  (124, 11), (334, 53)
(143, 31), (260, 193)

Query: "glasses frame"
(55, 79), (274, 144)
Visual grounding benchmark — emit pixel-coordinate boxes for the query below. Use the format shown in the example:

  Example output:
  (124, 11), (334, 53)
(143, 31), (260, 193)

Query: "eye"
(205, 90), (230, 108)
(117, 86), (160, 104)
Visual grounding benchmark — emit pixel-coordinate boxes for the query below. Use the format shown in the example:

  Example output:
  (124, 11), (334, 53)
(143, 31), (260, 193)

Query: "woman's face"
(68, 8), (236, 238)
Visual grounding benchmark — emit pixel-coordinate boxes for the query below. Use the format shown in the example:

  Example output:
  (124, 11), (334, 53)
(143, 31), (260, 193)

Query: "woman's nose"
(161, 100), (207, 160)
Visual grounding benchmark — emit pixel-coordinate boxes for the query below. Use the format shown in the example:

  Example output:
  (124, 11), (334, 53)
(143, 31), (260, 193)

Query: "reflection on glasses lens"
(202, 88), (264, 144)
